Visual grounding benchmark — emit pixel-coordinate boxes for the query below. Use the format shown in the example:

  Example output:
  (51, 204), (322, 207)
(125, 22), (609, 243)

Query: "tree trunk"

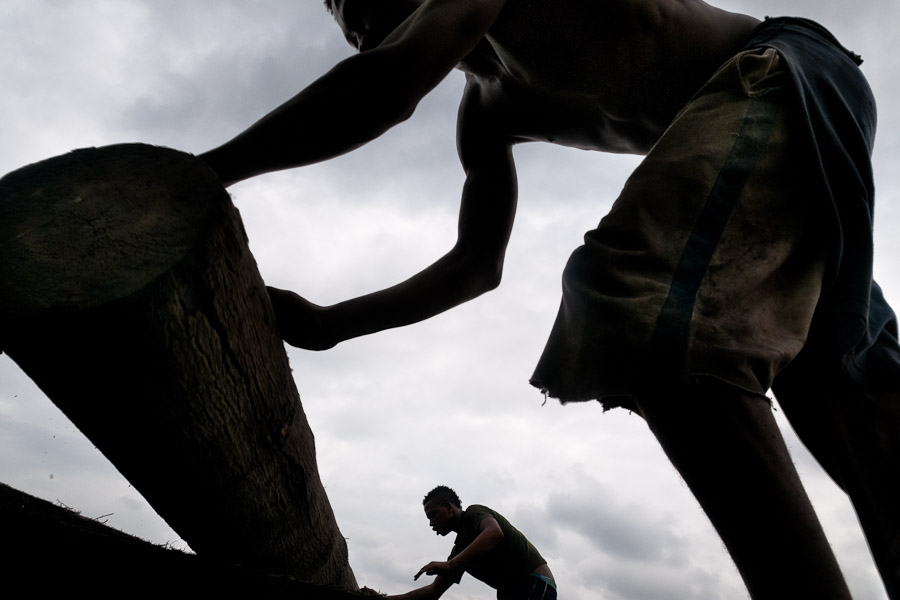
(0, 144), (357, 589)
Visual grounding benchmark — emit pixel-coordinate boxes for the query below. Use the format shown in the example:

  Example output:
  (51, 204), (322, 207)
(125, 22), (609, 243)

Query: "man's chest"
(461, 70), (664, 155)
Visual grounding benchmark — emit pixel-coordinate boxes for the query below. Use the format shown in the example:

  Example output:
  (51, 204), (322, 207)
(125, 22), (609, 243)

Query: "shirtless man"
(200, 1), (900, 598)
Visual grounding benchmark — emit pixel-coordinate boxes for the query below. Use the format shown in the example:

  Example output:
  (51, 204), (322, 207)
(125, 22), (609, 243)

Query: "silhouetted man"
(200, 1), (900, 597)
(385, 486), (555, 600)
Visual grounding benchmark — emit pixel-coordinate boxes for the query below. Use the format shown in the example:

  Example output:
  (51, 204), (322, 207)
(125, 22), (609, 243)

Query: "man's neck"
(449, 505), (464, 532)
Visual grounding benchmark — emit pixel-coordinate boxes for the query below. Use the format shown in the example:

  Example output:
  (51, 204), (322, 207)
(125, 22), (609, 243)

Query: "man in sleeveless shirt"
(386, 486), (556, 600)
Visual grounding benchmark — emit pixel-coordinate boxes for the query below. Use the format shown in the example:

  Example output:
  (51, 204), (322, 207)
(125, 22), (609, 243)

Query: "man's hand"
(389, 571), (454, 600)
(414, 561), (456, 581)
(267, 286), (336, 350)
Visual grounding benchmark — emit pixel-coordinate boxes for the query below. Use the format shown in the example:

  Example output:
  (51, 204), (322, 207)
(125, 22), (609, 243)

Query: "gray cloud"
(548, 485), (687, 564)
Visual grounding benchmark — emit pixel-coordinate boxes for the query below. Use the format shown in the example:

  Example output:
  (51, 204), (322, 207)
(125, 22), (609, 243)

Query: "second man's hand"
(414, 561), (455, 581)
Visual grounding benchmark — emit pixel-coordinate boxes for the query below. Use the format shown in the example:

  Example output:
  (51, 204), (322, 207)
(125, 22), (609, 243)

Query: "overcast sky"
(1, 2), (898, 599)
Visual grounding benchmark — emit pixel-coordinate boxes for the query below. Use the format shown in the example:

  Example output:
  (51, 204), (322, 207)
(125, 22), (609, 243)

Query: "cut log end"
(0, 143), (228, 314)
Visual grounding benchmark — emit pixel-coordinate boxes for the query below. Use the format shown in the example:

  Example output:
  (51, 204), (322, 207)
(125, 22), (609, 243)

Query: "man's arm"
(200, 0), (508, 186)
(270, 77), (519, 350)
(385, 575), (454, 600)
(414, 516), (504, 580)
(389, 516), (503, 600)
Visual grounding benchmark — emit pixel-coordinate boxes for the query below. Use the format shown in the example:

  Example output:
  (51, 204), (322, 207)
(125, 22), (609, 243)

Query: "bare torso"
(458, 0), (761, 153)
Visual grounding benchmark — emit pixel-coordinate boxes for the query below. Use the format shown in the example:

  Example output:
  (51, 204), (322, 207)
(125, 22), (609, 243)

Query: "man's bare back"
(458, 0), (760, 153)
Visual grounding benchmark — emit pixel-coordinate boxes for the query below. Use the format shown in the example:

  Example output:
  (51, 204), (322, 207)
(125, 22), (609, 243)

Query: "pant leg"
(496, 577), (558, 600)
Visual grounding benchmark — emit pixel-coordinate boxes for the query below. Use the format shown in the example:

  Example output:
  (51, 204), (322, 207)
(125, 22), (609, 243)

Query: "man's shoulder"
(464, 504), (510, 527)
(464, 503), (495, 516)
(459, 504), (491, 525)
(455, 72), (531, 147)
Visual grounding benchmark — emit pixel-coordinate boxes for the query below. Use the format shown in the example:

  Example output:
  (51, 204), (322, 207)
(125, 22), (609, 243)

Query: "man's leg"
(635, 381), (852, 599)
(773, 339), (900, 599)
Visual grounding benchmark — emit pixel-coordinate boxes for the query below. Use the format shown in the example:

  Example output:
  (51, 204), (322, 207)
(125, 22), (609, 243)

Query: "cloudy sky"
(1, 1), (898, 599)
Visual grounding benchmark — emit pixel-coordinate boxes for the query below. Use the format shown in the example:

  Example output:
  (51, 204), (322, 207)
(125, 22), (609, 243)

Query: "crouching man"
(387, 486), (556, 600)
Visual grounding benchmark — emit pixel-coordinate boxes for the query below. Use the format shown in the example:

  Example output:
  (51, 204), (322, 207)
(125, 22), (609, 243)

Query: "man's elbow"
(449, 243), (506, 299)
(487, 526), (504, 546)
(467, 259), (503, 297)
(330, 50), (420, 139)
(370, 91), (417, 129)
(483, 267), (503, 292)
(350, 97), (416, 145)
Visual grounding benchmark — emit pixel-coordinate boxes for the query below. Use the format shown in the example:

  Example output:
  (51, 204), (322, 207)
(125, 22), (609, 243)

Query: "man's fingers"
(413, 562), (434, 580)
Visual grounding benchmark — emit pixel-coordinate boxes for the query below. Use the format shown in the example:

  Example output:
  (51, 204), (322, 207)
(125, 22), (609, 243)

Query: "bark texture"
(0, 144), (357, 588)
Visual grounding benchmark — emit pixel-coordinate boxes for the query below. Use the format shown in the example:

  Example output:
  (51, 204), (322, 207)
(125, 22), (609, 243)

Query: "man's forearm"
(200, 50), (415, 186)
(445, 520), (503, 572)
(318, 150), (517, 345)
(321, 243), (501, 345)
(200, 0), (510, 188)
(385, 588), (433, 600)
(386, 578), (451, 600)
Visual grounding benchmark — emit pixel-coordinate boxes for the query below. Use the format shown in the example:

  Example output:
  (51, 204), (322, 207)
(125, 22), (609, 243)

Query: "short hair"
(323, 0), (334, 14)
(423, 485), (462, 509)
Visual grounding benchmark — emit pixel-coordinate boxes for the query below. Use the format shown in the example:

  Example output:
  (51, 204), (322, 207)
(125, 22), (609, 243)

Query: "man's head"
(423, 485), (462, 508)
(325, 0), (421, 52)
(422, 485), (462, 536)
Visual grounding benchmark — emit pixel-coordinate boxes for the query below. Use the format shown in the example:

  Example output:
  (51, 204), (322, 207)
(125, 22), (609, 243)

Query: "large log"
(0, 481), (378, 598)
(0, 144), (356, 588)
